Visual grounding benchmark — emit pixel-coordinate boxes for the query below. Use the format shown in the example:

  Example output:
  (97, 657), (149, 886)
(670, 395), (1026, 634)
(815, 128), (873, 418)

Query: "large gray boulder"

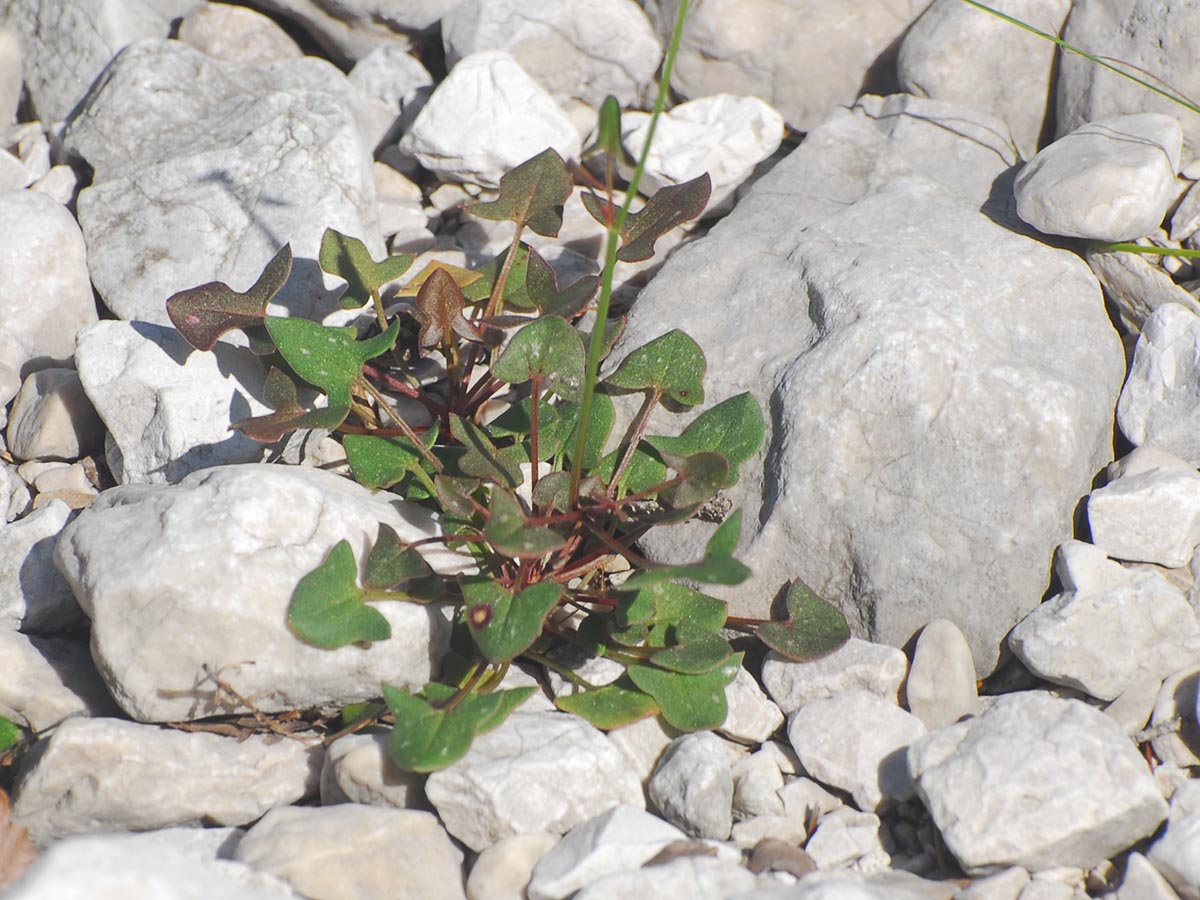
(63, 38), (383, 325)
(616, 95), (1124, 672)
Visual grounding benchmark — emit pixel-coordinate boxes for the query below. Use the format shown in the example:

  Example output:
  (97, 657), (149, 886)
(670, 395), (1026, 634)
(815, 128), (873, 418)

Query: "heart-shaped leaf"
(287, 541), (390, 649)
(492, 316), (586, 402)
(555, 678), (659, 729)
(659, 450), (728, 509)
(647, 392), (764, 487)
(320, 228), (414, 309)
(364, 524), (437, 592)
(166, 243), (290, 351)
(383, 682), (533, 772)
(525, 248), (598, 318)
(649, 621), (733, 674)
(434, 474), (482, 517)
(413, 268), (484, 348)
(230, 366), (350, 443)
(449, 415), (523, 489)
(592, 441), (666, 497)
(606, 330), (705, 406)
(461, 244), (535, 310)
(462, 576), (562, 662)
(489, 397), (560, 458)
(619, 511), (750, 590)
(582, 174), (711, 262)
(265, 317), (400, 406)
(545, 392), (615, 469)
(626, 652), (742, 731)
(484, 488), (566, 558)
(344, 425), (438, 490)
(466, 148), (573, 237)
(757, 579), (851, 662)
(530, 471), (572, 512)
(615, 582), (728, 632)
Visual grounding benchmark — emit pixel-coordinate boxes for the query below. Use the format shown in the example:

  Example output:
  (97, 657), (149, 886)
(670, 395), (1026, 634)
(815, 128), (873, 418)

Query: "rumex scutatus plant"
(162, 3), (850, 772)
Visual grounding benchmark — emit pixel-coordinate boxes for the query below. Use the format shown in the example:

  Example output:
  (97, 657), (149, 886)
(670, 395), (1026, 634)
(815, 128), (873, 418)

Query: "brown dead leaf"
(0, 788), (36, 888)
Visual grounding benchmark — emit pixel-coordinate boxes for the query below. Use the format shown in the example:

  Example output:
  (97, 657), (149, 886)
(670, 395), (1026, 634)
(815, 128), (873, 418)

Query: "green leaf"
(659, 450), (727, 509)
(555, 678), (659, 729)
(593, 442), (666, 497)
(606, 330), (705, 406)
(466, 148), (573, 237)
(649, 621), (733, 674)
(288, 541), (391, 649)
(363, 524), (438, 593)
(489, 398), (561, 459)
(435, 474), (483, 517)
(619, 511), (750, 590)
(547, 392), (615, 469)
(0, 715), (23, 752)
(384, 684), (475, 772)
(615, 582), (728, 632)
(231, 366), (350, 443)
(492, 316), (586, 402)
(757, 579), (851, 662)
(484, 488), (566, 559)
(461, 244), (535, 310)
(320, 228), (414, 310)
(265, 317), (400, 406)
(524, 248), (598, 318)
(582, 96), (633, 166)
(413, 267), (484, 348)
(582, 174), (711, 262)
(344, 425), (438, 490)
(462, 576), (562, 662)
(474, 686), (536, 735)
(647, 392), (764, 487)
(627, 653), (742, 731)
(531, 471), (572, 512)
(166, 243), (290, 351)
(449, 414), (523, 489)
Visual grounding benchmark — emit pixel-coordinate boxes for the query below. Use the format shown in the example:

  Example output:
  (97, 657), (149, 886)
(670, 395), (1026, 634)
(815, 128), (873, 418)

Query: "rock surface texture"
(5, 2), (1200, 899)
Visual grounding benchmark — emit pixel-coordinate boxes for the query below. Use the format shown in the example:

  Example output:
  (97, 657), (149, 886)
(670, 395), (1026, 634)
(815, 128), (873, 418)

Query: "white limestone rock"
(731, 749), (786, 820)
(398, 51), (581, 189)
(526, 804), (687, 900)
(1149, 666), (1200, 768)
(320, 731), (426, 809)
(762, 639), (908, 715)
(442, 0), (660, 130)
(6, 368), (104, 462)
(1108, 447), (1197, 482)
(640, 0), (934, 133)
(1147, 812), (1200, 900)
(1117, 852), (1184, 900)
(778, 776), (844, 822)
(467, 832), (561, 900)
(787, 689), (926, 812)
(234, 0), (454, 62)
(719, 663), (785, 744)
(64, 38), (383, 324)
(904, 619), (978, 729)
(1015, 114), (1183, 241)
(1056, 0), (1200, 160)
(424, 710), (644, 852)
(620, 95), (784, 215)
(0, 462), (31, 521)
(572, 855), (764, 900)
(1084, 245), (1200, 335)
(1088, 467), (1200, 567)
(178, 3), (302, 65)
(349, 44), (433, 153)
(958, 867), (1033, 900)
(53, 463), (470, 722)
(647, 732), (735, 840)
(804, 807), (892, 873)
(0, 28), (18, 127)
(234, 805), (466, 900)
(0, 631), (117, 731)
(1009, 552), (1200, 701)
(5, 831), (302, 900)
(897, 0), (1070, 159)
(75, 321), (272, 485)
(0, 0), (186, 124)
(909, 692), (1168, 874)
(1118, 304), (1200, 464)
(0, 190), (96, 377)
(619, 108), (1119, 672)
(606, 713), (678, 787)
(11, 717), (318, 847)
(0, 500), (82, 634)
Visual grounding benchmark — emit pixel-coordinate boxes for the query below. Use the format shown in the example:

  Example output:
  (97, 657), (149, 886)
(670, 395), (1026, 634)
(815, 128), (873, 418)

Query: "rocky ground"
(3, 0), (1200, 898)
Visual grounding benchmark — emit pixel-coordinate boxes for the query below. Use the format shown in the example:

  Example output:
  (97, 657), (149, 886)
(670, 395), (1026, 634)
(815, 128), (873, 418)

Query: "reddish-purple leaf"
(582, 175), (711, 262)
(230, 366), (349, 443)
